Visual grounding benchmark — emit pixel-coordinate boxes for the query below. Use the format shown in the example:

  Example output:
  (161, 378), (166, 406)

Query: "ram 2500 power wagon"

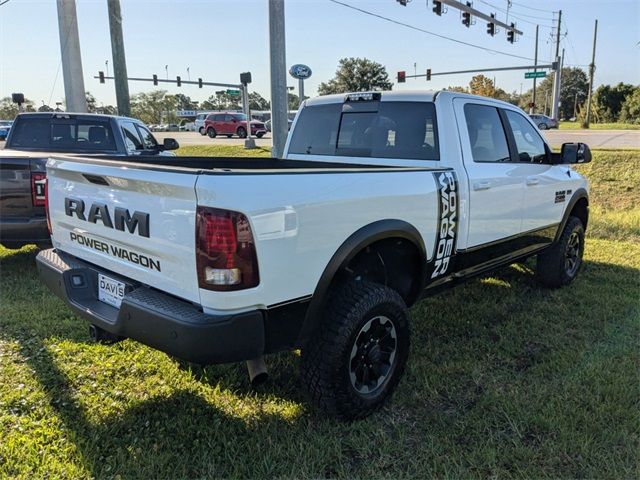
(0, 112), (179, 249)
(37, 91), (591, 419)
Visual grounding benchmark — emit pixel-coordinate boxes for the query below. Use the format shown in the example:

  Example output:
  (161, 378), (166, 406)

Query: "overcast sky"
(1, 0), (639, 108)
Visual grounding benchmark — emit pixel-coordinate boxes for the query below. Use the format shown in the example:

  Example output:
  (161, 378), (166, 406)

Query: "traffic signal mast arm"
(438, 0), (522, 36)
(399, 63), (554, 81)
(95, 73), (242, 90)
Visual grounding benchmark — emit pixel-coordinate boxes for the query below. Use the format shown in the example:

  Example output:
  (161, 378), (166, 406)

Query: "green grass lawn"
(1, 149), (638, 478)
(559, 121), (640, 130)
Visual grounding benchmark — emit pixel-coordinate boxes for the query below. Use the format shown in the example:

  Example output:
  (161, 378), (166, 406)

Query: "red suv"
(204, 112), (267, 139)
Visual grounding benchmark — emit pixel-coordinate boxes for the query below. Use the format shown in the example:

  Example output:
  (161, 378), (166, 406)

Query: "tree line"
(2, 57), (637, 124)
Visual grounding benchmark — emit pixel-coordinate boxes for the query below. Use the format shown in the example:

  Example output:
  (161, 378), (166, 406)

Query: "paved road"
(160, 129), (639, 149)
(543, 129), (639, 148)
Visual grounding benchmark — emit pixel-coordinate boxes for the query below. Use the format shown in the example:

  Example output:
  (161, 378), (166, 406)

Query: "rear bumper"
(36, 248), (265, 364)
(0, 216), (51, 248)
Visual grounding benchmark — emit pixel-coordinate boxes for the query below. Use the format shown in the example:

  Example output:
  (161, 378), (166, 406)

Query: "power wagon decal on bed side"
(428, 171), (459, 279)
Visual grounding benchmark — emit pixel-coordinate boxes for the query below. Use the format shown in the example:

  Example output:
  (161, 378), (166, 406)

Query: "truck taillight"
(196, 206), (259, 291)
(44, 176), (51, 235)
(31, 172), (46, 207)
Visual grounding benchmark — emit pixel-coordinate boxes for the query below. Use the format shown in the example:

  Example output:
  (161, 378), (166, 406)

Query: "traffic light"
(198, 77), (203, 88)
(507, 23), (515, 43)
(176, 76), (181, 87)
(153, 74), (158, 86)
(240, 72), (252, 85)
(426, 69), (432, 81)
(432, 0), (442, 15)
(397, 71), (406, 83)
(98, 71), (105, 83)
(487, 13), (495, 36)
(462, 11), (471, 27)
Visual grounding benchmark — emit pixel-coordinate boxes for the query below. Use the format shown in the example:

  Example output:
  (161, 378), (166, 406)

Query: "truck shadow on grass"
(2, 245), (639, 478)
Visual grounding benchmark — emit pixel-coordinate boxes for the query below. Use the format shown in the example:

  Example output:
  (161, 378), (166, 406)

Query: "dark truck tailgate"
(0, 151), (48, 247)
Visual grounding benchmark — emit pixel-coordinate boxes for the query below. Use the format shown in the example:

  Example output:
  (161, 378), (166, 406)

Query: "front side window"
(288, 101), (439, 160)
(464, 104), (511, 163)
(121, 121), (143, 151)
(505, 110), (547, 163)
(136, 124), (158, 150)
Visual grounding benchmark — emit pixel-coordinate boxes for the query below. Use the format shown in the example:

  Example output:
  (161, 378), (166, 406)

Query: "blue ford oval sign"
(289, 64), (312, 80)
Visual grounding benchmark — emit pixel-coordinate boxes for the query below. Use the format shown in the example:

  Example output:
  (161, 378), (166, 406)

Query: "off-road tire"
(537, 216), (585, 288)
(300, 281), (410, 420)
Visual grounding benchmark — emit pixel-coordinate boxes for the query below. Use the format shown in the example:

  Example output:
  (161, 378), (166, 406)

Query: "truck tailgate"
(47, 157), (200, 303)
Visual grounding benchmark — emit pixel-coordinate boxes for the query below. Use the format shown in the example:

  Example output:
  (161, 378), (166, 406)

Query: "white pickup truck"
(37, 91), (591, 419)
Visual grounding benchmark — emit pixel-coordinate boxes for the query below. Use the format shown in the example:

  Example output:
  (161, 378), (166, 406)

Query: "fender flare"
(555, 188), (589, 242)
(296, 219), (427, 347)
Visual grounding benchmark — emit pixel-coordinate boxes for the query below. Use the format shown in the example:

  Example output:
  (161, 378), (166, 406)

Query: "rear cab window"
(288, 100), (439, 161)
(8, 116), (117, 151)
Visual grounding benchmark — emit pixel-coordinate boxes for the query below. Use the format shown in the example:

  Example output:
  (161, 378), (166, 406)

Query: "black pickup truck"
(0, 112), (179, 249)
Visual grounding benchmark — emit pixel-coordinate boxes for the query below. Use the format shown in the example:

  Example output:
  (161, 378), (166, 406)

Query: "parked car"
(265, 118), (293, 132)
(0, 120), (13, 140)
(37, 91), (591, 420)
(0, 112), (178, 249)
(180, 122), (196, 132)
(529, 114), (558, 130)
(166, 124), (179, 132)
(195, 113), (211, 135)
(204, 112), (267, 138)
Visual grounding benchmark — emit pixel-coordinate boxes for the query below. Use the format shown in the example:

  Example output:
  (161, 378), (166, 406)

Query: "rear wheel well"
(570, 197), (589, 230)
(335, 237), (424, 307)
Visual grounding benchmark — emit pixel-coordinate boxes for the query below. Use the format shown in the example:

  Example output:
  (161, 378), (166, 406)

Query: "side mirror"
(553, 142), (591, 164)
(162, 138), (179, 151)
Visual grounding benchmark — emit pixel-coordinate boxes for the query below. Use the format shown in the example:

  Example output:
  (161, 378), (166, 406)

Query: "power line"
(510, 1), (557, 14)
(475, 0), (555, 27)
(328, 0), (549, 62)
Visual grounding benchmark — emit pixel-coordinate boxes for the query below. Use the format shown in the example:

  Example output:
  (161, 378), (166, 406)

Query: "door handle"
(473, 181), (491, 191)
(526, 177), (540, 186)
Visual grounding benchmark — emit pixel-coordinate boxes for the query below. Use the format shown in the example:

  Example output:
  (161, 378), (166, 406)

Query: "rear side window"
(463, 104), (511, 163)
(9, 117), (116, 151)
(289, 102), (439, 160)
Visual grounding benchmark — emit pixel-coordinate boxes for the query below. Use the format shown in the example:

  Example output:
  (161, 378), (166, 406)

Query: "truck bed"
(57, 154), (445, 174)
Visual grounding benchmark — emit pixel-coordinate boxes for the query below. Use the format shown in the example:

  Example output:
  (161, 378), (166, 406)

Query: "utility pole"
(56, 0), (87, 112)
(107, 0), (131, 116)
(268, 0), (288, 158)
(583, 19), (598, 129)
(531, 24), (539, 114)
(550, 9), (562, 120)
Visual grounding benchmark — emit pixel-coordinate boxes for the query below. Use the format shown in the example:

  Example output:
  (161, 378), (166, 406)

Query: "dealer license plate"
(98, 274), (125, 309)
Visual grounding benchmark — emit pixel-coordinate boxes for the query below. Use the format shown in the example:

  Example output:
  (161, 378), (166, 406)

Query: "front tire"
(199, 127), (205, 135)
(300, 281), (410, 420)
(237, 127), (247, 138)
(538, 123), (548, 130)
(256, 132), (265, 139)
(537, 216), (585, 288)
(207, 128), (217, 138)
